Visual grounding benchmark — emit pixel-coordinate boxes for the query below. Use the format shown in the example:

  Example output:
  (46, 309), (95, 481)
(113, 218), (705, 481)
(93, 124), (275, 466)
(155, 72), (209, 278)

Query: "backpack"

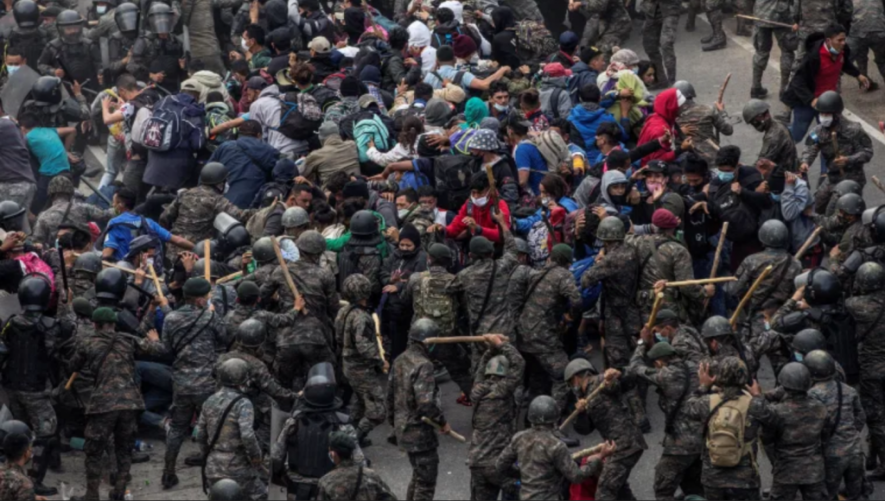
(531, 130), (570, 171)
(547, 87), (566, 119)
(129, 106), (153, 149)
(711, 183), (758, 243)
(684, 203), (713, 259)
(570, 254), (602, 311)
(245, 201), (283, 240)
(706, 393), (753, 468)
(433, 154), (480, 211)
(398, 161), (430, 191)
(415, 271), (456, 331)
(527, 220), (550, 265)
(139, 95), (197, 152)
(323, 71), (348, 92)
(431, 24), (464, 48)
(205, 102), (236, 152)
(353, 114), (391, 163)
(277, 92), (323, 141)
(515, 20), (558, 62)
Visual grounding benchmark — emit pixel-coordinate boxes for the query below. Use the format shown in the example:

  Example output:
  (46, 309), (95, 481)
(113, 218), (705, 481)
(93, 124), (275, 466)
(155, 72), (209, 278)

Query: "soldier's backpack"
(277, 92), (324, 141)
(706, 392), (753, 467)
(416, 271), (456, 331)
(515, 20), (558, 62)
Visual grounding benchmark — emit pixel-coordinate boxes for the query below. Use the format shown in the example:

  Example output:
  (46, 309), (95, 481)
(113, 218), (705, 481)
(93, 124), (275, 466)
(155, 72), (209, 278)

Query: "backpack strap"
(350, 466), (364, 499)
(831, 381), (843, 438)
(201, 394), (247, 493)
(551, 88), (563, 119)
(452, 71), (466, 87)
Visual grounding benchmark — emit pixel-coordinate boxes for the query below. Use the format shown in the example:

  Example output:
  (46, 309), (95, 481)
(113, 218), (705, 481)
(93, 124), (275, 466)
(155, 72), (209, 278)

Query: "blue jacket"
(568, 62), (599, 105)
(209, 136), (280, 209)
(568, 103), (624, 161)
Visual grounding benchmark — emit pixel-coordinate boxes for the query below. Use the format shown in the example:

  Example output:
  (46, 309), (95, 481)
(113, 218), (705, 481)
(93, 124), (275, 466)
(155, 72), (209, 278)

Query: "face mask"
(793, 352), (804, 362)
(632, 67), (639, 75)
(770, 193), (781, 202)
(828, 45), (840, 57)
(494, 103), (509, 112)
(609, 194), (627, 205)
(6, 65), (19, 77)
(646, 181), (662, 193)
(819, 114), (834, 127)
(752, 118), (768, 132)
(472, 195), (488, 207)
(717, 171), (735, 182)
(223, 182), (230, 194)
(145, 257), (155, 268)
(398, 208), (410, 219)
(540, 197), (550, 206)
(241, 38), (250, 51)
(654, 333), (669, 344)
(96, 5), (108, 14)
(764, 321), (771, 331)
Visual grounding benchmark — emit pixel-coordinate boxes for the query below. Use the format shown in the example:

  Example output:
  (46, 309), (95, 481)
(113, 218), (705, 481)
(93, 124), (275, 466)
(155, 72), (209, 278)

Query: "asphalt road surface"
(58, 15), (885, 501)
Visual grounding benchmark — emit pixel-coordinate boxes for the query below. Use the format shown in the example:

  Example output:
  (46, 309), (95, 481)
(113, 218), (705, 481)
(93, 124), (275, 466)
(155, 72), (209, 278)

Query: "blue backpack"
(354, 115), (391, 163)
(398, 160), (430, 191)
(570, 253), (602, 311)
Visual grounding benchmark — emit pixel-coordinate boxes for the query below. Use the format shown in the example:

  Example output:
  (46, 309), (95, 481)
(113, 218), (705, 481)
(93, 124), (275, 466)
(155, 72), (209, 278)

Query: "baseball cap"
(308, 36), (331, 54)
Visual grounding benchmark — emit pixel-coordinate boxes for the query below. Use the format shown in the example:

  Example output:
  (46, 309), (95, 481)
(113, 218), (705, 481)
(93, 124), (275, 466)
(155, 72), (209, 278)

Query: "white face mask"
(819, 114), (834, 127)
(241, 38), (250, 51)
(472, 195), (488, 207)
(223, 182), (230, 194)
(96, 5), (107, 14)
(398, 208), (410, 219)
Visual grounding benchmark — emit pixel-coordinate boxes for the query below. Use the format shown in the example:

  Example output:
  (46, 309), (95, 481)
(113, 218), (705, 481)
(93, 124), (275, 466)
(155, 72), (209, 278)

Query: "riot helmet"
(408, 318), (440, 343)
(295, 230), (326, 255)
(855, 262), (885, 294)
(836, 193), (865, 216)
(95, 267), (127, 301)
(673, 80), (696, 100)
(302, 362), (337, 409)
(73, 251), (102, 276)
(30, 76), (62, 105)
(815, 91), (844, 115)
(13, 0), (39, 29)
(114, 2), (139, 34)
(742, 99), (770, 129)
(804, 350), (836, 381)
(0, 201), (26, 231)
(56, 10), (84, 43)
(18, 275), (50, 312)
(564, 358), (597, 382)
(236, 319), (266, 349)
(800, 268), (842, 306)
(147, 2), (172, 35)
(792, 328), (826, 356)
(596, 217), (625, 242)
(0, 420), (32, 445)
(349, 210), (378, 237)
(214, 213), (249, 252)
(217, 358), (249, 388)
(862, 206), (885, 244)
(701, 316), (733, 339)
(834, 180), (861, 197)
(209, 479), (243, 501)
(758, 219), (789, 249)
(251, 237), (276, 264)
(778, 362), (811, 392)
(199, 162), (228, 187)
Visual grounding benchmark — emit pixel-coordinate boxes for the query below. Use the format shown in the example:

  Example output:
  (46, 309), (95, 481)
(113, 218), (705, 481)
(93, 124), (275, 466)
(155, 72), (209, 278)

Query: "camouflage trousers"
(522, 350), (569, 417)
(165, 392), (212, 472)
(860, 376), (885, 460)
(0, 181), (36, 217)
(849, 31), (885, 81)
(769, 481), (827, 500)
(206, 475), (266, 501)
(597, 450), (643, 500)
(825, 453), (865, 500)
(84, 410), (138, 499)
(469, 466), (519, 501)
(654, 454), (704, 500)
(431, 343), (474, 397)
(407, 449), (439, 501)
(703, 486), (762, 500)
(344, 367), (387, 435)
(752, 27), (797, 93)
(274, 343), (335, 393)
(641, 14), (679, 85)
(8, 390), (57, 439)
(501, 0), (544, 22)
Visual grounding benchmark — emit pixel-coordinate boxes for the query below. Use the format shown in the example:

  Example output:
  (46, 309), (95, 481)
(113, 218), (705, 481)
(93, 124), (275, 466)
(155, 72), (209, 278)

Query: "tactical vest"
(2, 315), (54, 392)
(54, 39), (99, 88)
(337, 245), (382, 292)
(287, 410), (350, 478)
(414, 271), (456, 333)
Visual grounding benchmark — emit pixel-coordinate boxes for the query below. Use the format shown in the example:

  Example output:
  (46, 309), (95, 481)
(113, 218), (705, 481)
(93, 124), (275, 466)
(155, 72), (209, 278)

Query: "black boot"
(184, 453), (204, 467)
(750, 87), (769, 98)
(34, 483), (58, 496)
(162, 471), (179, 489)
(701, 32), (714, 44)
(702, 36), (727, 51)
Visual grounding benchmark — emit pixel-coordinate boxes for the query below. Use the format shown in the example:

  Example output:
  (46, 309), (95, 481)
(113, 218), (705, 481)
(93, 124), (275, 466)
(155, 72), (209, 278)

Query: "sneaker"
(184, 454), (204, 467)
(162, 471), (179, 490)
(34, 483), (58, 496)
(750, 87), (769, 99)
(553, 429), (580, 448)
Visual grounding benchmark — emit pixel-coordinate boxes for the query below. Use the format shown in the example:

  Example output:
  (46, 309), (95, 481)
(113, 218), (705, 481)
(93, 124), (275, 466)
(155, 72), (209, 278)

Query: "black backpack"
(684, 200), (713, 259)
(276, 91), (323, 141)
(431, 25), (464, 48)
(710, 182), (758, 243)
(434, 154), (480, 211)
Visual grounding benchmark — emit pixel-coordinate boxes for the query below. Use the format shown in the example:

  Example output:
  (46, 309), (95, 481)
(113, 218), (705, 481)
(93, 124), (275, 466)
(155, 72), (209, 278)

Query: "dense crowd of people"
(0, 0), (883, 498)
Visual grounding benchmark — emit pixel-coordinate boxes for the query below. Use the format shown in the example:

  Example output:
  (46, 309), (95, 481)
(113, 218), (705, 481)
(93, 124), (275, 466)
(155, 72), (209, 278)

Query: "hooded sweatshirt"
(599, 170), (629, 215)
(568, 102), (623, 161)
(490, 7), (519, 69)
(636, 87), (679, 166)
(539, 76), (572, 119)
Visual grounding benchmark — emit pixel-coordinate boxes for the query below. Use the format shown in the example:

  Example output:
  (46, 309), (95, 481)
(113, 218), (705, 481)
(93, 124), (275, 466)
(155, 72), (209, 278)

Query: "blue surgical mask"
(764, 321), (771, 331)
(770, 193), (780, 202)
(793, 352), (804, 362)
(828, 45), (840, 57)
(632, 68), (640, 75)
(654, 333), (669, 344)
(717, 171), (735, 182)
(6, 65), (19, 77)
(493, 103), (509, 112)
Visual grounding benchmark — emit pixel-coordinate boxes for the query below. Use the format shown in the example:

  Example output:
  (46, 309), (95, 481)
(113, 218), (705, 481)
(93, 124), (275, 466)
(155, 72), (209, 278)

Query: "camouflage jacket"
(851, 0), (885, 34)
(334, 304), (383, 375)
(630, 234), (705, 320)
(708, 341), (759, 380)
(0, 462), (34, 501)
(260, 258), (339, 347)
(834, 220), (872, 257)
(495, 425), (604, 500)
(584, 0), (633, 32)
(809, 379), (865, 458)
(516, 263), (582, 354)
(725, 249), (800, 316)
(243, 262), (278, 286)
(800, 119), (873, 185)
(574, 375), (648, 459)
(671, 324), (710, 365)
(402, 266), (459, 336)
(628, 347), (702, 455)
(317, 460), (397, 500)
(216, 349), (295, 416)
(758, 119), (798, 173)
(196, 387), (262, 479)
(581, 241), (643, 344)
(157, 304), (228, 396)
(793, 0), (853, 31)
(385, 343), (445, 453)
(676, 101), (734, 164)
(754, 393), (832, 484)
(505, 263), (533, 320)
(32, 198), (113, 246)
(469, 342), (525, 468)
(845, 291), (885, 378)
(754, 0), (795, 24)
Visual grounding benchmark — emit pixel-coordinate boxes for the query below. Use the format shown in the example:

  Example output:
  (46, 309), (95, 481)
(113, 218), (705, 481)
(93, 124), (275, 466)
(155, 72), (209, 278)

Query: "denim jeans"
(100, 135), (126, 188)
(790, 105), (829, 175)
(135, 361), (173, 427)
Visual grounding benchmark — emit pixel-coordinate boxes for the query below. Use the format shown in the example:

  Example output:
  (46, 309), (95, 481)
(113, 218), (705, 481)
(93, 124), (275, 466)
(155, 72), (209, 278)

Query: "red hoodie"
(446, 199), (512, 243)
(637, 88), (680, 166)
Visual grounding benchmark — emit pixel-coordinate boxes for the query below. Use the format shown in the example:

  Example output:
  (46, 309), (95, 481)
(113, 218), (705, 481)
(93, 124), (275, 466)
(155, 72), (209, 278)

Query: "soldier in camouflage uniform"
(848, 0), (885, 85)
(827, 194), (872, 271)
(154, 277), (229, 490)
(516, 244), (582, 414)
(755, 362), (831, 500)
(496, 395), (615, 500)
(159, 163), (256, 264)
(673, 82), (734, 166)
(806, 350), (868, 499)
(700, 316), (759, 379)
(570, 0), (632, 56)
(317, 431), (396, 500)
(469, 334), (524, 501)
(742, 100), (799, 173)
(68, 306), (159, 501)
(0, 429), (36, 501)
(335, 274), (388, 445)
(701, 0), (727, 51)
(260, 231), (339, 391)
(650, 309), (711, 365)
(566, 359), (647, 500)
(32, 176), (113, 246)
(197, 359), (266, 500)
(216, 319), (296, 454)
(628, 339), (704, 500)
(385, 319), (447, 501)
(241, 237), (279, 287)
(750, 0), (797, 98)
(638, 0), (681, 85)
(799, 93), (874, 215)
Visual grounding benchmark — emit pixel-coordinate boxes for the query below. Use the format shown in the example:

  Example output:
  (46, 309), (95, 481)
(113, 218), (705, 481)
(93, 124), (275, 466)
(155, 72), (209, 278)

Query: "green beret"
(654, 309), (679, 324)
(428, 243), (452, 261)
(236, 280), (260, 302)
(72, 297), (93, 319)
(551, 243), (573, 262)
(183, 277), (212, 298)
(469, 236), (494, 256)
(328, 431), (356, 455)
(647, 341), (677, 360)
(92, 306), (118, 324)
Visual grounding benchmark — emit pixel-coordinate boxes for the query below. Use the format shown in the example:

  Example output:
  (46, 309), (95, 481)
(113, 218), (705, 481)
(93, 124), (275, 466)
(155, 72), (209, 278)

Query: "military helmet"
(95, 268), (127, 301)
(302, 362), (337, 409)
(30, 76), (62, 105)
(18, 275), (51, 312)
(792, 328), (826, 355)
(193, 239), (223, 260)
(856, 262), (885, 294)
(56, 9), (84, 43)
(217, 358), (249, 388)
(804, 268), (841, 306)
(742, 99), (769, 123)
(193, 258), (225, 279)
(527, 395), (559, 426)
(73, 251), (102, 275)
(342, 273), (372, 303)
(13, 0), (39, 29)
(596, 217), (625, 242)
(237, 319), (266, 349)
(409, 317), (440, 342)
(0, 201), (26, 232)
(199, 162), (228, 186)
(56, 9), (83, 26)
(295, 230), (326, 255)
(114, 2), (139, 33)
(758, 219), (789, 249)
(834, 180), (862, 197)
(701, 315), (733, 339)
(251, 237), (276, 264)
(209, 479), (243, 501)
(647, 341), (677, 360)
(673, 80), (696, 100)
(716, 356), (749, 387)
(514, 237), (530, 255)
(815, 90), (844, 114)
(350, 210), (378, 237)
(281, 207), (309, 229)
(778, 362), (811, 392)
(0, 420), (32, 444)
(147, 1), (172, 34)
(863, 207), (885, 244)
(564, 358), (597, 382)
(804, 349), (836, 381)
(125, 234), (157, 261)
(836, 193), (865, 216)
(484, 355), (510, 377)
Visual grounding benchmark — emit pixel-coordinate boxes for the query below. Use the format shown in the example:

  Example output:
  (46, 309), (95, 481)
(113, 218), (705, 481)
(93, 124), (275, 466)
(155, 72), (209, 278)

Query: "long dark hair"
(399, 116), (424, 154)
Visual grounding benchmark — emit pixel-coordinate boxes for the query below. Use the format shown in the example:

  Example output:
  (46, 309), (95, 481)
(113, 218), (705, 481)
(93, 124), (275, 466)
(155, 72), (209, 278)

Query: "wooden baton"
(663, 277), (737, 287)
(271, 237), (304, 311)
(735, 14), (794, 29)
(872, 176), (885, 195)
(65, 372), (78, 390)
(559, 381), (608, 431)
(147, 263), (166, 303)
(571, 443), (605, 460)
(729, 264), (774, 328)
(372, 312), (388, 373)
(703, 222), (729, 311)
(794, 227), (822, 261)
(421, 417), (466, 443)
(645, 292), (664, 330)
(203, 240), (211, 281)
(423, 336), (487, 344)
(101, 261), (164, 282)
(216, 271), (243, 284)
(717, 73), (732, 107)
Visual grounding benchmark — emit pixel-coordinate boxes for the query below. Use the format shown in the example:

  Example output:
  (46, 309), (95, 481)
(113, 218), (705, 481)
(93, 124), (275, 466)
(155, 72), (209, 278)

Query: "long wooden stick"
(101, 261), (165, 282)
(735, 14), (794, 29)
(663, 277), (737, 287)
(203, 240), (211, 281)
(424, 336), (486, 344)
(147, 263), (165, 303)
(572, 444), (605, 460)
(271, 237), (302, 310)
(65, 372), (78, 390)
(421, 417), (466, 443)
(703, 222), (729, 311)
(729, 264), (774, 327)
(646, 292), (664, 330)
(372, 312), (388, 373)
(794, 227), (822, 261)
(216, 271), (243, 284)
(559, 382), (608, 431)
(872, 175), (885, 195)
(717, 73), (732, 106)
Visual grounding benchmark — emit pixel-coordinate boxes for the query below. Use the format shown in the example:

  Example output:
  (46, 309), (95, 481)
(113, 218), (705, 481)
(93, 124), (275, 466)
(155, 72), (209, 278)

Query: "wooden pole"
(101, 261), (165, 282)
(729, 264), (774, 328)
(703, 222), (728, 311)
(794, 227), (822, 261)
(203, 240), (211, 281)
(372, 313), (388, 373)
(65, 372), (78, 390)
(216, 271), (243, 285)
(646, 292), (664, 330)
(424, 336), (487, 344)
(663, 277), (737, 287)
(572, 444), (605, 460)
(734, 14), (794, 29)
(421, 417), (466, 443)
(147, 263), (166, 303)
(271, 237), (303, 311)
(872, 175), (885, 195)
(717, 73), (732, 106)
(559, 381), (608, 431)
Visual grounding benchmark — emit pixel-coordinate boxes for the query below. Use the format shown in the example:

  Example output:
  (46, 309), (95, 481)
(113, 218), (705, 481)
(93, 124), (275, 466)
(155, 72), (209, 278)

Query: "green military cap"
(646, 341), (677, 360)
(236, 280), (260, 303)
(92, 306), (117, 324)
(183, 277), (212, 298)
(469, 236), (494, 256)
(328, 430), (356, 455)
(428, 243), (452, 260)
(551, 243), (573, 263)
(654, 309), (679, 324)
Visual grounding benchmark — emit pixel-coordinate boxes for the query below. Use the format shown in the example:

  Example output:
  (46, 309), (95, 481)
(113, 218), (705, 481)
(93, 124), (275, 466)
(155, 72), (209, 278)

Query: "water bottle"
(123, 489), (133, 500)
